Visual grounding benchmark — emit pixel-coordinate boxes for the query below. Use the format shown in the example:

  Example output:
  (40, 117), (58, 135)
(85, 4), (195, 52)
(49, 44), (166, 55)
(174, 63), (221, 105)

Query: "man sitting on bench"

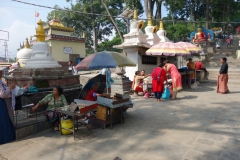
(196, 60), (208, 79)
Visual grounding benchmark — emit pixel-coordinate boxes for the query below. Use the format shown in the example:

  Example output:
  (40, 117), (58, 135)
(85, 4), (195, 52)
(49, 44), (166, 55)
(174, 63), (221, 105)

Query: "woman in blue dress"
(0, 67), (16, 145)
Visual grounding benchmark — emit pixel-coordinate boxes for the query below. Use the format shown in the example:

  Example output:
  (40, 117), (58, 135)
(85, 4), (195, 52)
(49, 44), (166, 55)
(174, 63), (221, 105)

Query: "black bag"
(45, 110), (58, 122)
(14, 96), (22, 110)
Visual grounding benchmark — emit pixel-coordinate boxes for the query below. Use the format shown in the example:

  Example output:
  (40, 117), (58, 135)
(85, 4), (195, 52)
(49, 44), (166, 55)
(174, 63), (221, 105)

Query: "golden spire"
(133, 10), (138, 20)
(35, 19), (46, 42)
(24, 38), (30, 48)
(159, 20), (164, 30)
(147, 12), (152, 26)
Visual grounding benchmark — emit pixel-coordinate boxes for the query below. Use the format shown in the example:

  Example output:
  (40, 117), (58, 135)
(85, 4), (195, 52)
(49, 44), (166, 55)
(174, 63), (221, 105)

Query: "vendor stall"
(56, 100), (98, 139)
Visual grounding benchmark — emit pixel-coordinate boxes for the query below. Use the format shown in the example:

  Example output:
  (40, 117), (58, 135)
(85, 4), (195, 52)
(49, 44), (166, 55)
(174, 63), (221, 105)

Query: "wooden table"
(56, 100), (98, 140)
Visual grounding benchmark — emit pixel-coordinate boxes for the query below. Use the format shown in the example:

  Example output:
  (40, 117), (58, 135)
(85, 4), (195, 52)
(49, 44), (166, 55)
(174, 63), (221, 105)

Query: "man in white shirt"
(68, 61), (77, 75)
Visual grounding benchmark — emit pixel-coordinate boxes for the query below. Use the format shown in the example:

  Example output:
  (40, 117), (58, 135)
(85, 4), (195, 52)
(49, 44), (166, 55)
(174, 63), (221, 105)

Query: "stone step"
(200, 79), (240, 85)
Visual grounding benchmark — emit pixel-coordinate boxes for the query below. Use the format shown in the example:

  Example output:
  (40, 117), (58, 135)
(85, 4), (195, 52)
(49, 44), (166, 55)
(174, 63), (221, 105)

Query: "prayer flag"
(35, 12), (39, 17)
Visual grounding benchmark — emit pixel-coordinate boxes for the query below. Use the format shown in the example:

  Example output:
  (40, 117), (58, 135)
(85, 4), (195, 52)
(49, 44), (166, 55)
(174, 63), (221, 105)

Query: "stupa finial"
(133, 10), (138, 20)
(147, 12), (152, 26)
(24, 38), (30, 48)
(35, 19), (46, 42)
(159, 20), (164, 30)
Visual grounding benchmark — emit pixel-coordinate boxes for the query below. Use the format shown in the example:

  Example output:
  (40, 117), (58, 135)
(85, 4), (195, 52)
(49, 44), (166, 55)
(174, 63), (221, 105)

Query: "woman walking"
(163, 61), (182, 99)
(217, 57), (229, 94)
(152, 63), (168, 102)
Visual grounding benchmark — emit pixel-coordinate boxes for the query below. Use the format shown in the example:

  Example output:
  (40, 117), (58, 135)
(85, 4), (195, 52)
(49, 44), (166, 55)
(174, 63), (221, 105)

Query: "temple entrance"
(69, 54), (80, 65)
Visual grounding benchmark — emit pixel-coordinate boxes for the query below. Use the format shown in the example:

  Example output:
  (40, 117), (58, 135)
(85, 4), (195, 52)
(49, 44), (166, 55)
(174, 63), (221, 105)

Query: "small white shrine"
(144, 13), (160, 45)
(17, 38), (32, 65)
(24, 20), (61, 68)
(157, 21), (170, 42)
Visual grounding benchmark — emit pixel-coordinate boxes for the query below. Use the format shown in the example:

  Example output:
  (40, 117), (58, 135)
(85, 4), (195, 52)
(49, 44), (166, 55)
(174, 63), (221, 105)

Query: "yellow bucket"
(60, 119), (73, 135)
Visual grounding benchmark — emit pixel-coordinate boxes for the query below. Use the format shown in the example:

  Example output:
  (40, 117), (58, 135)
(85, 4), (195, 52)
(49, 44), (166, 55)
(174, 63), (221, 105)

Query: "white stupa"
(17, 38), (32, 65)
(24, 19), (61, 68)
(121, 10), (149, 47)
(144, 13), (160, 46)
(156, 21), (170, 42)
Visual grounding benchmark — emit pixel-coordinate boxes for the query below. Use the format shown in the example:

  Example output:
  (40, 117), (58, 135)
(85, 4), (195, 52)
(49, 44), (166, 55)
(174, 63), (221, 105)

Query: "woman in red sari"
(152, 63), (168, 102)
(164, 61), (182, 99)
(217, 57), (229, 94)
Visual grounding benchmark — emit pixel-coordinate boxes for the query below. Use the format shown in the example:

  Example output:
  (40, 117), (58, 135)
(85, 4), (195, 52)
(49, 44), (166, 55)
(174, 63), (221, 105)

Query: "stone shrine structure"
(30, 14), (86, 65)
(144, 13), (160, 46)
(114, 10), (171, 81)
(24, 19), (62, 68)
(7, 19), (79, 88)
(5, 20), (81, 139)
(114, 10), (151, 81)
(16, 38), (32, 66)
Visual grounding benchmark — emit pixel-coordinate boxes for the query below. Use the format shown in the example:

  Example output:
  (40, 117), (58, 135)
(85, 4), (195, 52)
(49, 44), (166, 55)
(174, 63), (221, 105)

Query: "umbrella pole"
(106, 71), (108, 94)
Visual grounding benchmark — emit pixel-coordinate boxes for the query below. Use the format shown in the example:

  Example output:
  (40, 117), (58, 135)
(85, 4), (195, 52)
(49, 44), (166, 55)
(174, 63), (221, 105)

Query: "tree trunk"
(227, 0), (230, 22)
(101, 0), (124, 43)
(93, 25), (98, 53)
(206, 0), (209, 29)
(144, 0), (149, 18)
(155, 0), (162, 20)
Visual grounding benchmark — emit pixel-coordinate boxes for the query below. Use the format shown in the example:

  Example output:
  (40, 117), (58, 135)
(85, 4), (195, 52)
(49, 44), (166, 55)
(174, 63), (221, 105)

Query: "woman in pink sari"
(164, 61), (182, 99)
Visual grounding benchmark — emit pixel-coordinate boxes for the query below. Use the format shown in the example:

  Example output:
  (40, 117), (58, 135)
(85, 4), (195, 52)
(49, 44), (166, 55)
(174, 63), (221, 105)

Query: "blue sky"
(0, 0), (167, 58)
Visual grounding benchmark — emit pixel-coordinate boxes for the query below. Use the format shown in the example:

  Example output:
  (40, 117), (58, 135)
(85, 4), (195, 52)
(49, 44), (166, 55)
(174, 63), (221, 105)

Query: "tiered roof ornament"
(45, 13), (74, 32)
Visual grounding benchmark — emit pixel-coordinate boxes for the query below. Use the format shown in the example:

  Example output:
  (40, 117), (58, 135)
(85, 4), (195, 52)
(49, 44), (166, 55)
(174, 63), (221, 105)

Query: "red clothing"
(226, 38), (230, 44)
(135, 86), (143, 92)
(151, 67), (167, 92)
(196, 61), (203, 70)
(85, 89), (97, 101)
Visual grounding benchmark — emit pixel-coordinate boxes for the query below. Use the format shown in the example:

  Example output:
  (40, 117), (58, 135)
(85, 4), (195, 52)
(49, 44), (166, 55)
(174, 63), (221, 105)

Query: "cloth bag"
(162, 87), (170, 99)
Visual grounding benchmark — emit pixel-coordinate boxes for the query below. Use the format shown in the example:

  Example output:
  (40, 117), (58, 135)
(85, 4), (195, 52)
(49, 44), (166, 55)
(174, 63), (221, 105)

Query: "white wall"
(124, 48), (139, 81)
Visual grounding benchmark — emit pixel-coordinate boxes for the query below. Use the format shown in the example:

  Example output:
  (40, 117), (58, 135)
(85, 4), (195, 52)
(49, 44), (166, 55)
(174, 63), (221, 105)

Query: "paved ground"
(1, 82), (240, 160)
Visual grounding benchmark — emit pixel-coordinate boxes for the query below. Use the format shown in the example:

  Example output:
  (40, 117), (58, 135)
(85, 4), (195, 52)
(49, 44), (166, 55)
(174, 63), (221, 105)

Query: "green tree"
(98, 35), (122, 52)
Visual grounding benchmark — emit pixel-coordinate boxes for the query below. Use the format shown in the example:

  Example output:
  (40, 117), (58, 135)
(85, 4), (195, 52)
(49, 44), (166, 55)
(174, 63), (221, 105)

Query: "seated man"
(196, 60), (208, 79)
(187, 58), (196, 86)
(85, 82), (109, 101)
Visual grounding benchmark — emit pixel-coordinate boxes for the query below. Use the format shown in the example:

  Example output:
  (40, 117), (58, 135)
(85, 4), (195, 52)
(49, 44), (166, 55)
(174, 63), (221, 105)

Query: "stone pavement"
(1, 82), (240, 160)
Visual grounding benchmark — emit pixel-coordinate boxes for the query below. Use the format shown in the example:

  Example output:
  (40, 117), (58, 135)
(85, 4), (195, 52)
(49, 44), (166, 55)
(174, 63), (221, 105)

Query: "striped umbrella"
(175, 42), (202, 55)
(75, 51), (136, 70)
(146, 42), (191, 56)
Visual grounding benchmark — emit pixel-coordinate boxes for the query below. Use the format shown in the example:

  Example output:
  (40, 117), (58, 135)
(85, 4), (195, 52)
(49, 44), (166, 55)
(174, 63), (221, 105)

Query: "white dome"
(17, 48), (33, 63)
